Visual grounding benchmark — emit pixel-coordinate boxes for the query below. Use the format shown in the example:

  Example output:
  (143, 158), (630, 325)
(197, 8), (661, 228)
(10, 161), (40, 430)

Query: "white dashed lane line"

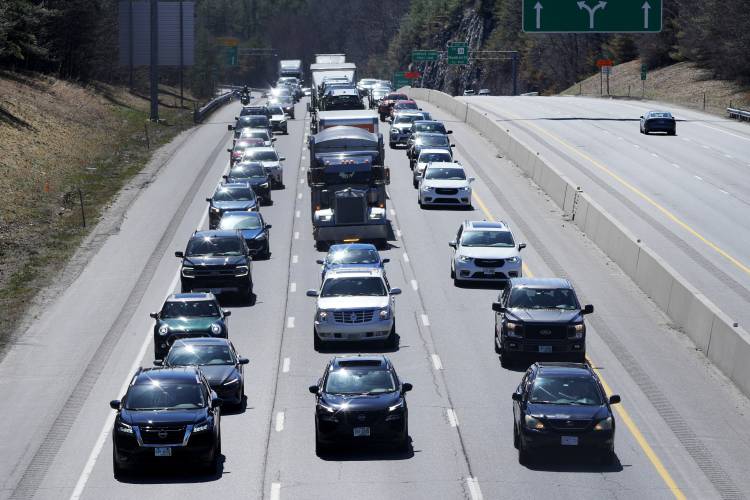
(275, 412), (285, 432)
(292, 255), (298, 264)
(431, 354), (443, 370)
(287, 317), (295, 328)
(294, 231), (299, 240)
(420, 314), (430, 327)
(289, 282), (296, 293)
(282, 357), (290, 373)
(446, 408), (459, 427)
(694, 175), (703, 181)
(295, 210), (300, 218)
(410, 279), (418, 291)
(270, 482), (281, 500)
(466, 477), (483, 500)
(297, 193), (302, 199)
(402, 253), (409, 263)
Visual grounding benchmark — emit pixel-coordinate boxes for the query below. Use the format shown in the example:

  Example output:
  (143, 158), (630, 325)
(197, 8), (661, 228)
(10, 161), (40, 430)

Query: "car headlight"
(181, 266), (195, 277)
(506, 321), (523, 337)
(116, 421), (134, 434)
(388, 400), (404, 412)
(506, 256), (520, 263)
(193, 422), (210, 433)
(457, 255), (473, 263)
(594, 416), (613, 431)
(317, 401), (336, 413)
(524, 415), (545, 430)
(259, 182), (269, 189)
(235, 265), (249, 277)
(379, 308), (391, 320)
(210, 323), (222, 335)
(223, 377), (239, 386)
(422, 185), (433, 192)
(210, 206), (220, 213)
(460, 186), (471, 191)
(317, 310), (329, 321)
(158, 325), (169, 335)
(568, 323), (585, 339)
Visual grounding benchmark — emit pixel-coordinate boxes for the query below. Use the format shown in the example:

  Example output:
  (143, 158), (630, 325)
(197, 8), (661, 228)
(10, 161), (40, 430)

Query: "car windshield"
(125, 381), (205, 410)
(529, 375), (604, 405)
(416, 123), (446, 133)
(461, 230), (515, 247)
(161, 300), (219, 318)
(219, 214), (263, 230)
(243, 150), (278, 162)
(230, 164), (266, 178)
(395, 102), (417, 109)
(394, 115), (417, 124)
(419, 153), (452, 163)
(650, 112), (672, 118)
(213, 186), (255, 202)
(241, 117), (269, 127)
(268, 106), (284, 115)
(419, 135), (449, 146)
(508, 287), (579, 310)
(328, 248), (380, 265)
(166, 344), (236, 366)
(425, 168), (465, 180)
(186, 236), (243, 257)
(325, 369), (396, 395)
(241, 130), (269, 140)
(235, 140), (262, 150)
(320, 277), (387, 297)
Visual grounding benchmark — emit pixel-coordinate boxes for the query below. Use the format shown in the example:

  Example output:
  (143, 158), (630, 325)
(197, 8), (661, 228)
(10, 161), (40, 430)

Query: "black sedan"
(640, 111), (676, 135)
(223, 161), (272, 205)
(218, 211), (271, 259)
(110, 367), (222, 475)
(309, 355), (412, 455)
(512, 362), (621, 465)
(207, 182), (259, 230)
(158, 338), (249, 408)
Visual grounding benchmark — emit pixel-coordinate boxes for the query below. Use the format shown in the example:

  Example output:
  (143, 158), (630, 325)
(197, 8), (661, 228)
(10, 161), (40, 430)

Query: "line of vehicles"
(108, 53), (622, 479)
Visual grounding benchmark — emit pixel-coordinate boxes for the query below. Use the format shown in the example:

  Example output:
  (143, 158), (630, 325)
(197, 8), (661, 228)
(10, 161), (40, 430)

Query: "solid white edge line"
(421, 314), (430, 326)
(431, 354), (443, 370)
(446, 408), (459, 427)
(282, 357), (290, 373)
(270, 482), (281, 500)
(275, 412), (285, 432)
(466, 477), (483, 500)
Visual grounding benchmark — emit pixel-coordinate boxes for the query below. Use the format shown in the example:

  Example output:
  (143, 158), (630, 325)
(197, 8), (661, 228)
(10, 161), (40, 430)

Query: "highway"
(462, 95), (750, 331)
(1, 94), (750, 500)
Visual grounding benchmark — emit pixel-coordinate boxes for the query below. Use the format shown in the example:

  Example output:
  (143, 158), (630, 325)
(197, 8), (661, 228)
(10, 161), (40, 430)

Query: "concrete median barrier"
(405, 87), (750, 398)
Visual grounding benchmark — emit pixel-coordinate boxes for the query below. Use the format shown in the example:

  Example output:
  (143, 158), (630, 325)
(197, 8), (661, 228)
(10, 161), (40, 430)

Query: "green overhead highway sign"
(447, 42), (469, 65)
(522, 0), (662, 33)
(412, 50), (439, 62)
(224, 46), (238, 66)
(393, 71), (410, 88)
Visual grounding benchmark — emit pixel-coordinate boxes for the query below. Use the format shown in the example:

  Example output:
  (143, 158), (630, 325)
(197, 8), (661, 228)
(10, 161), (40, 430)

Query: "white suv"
(418, 163), (474, 208)
(413, 149), (454, 188)
(449, 220), (526, 285)
(306, 268), (402, 350)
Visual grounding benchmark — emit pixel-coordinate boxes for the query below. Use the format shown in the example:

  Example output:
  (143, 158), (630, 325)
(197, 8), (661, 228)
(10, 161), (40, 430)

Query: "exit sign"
(523, 0), (662, 33)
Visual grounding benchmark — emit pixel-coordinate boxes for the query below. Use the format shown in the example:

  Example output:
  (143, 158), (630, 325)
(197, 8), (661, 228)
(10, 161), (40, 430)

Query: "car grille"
(139, 426), (186, 445)
(524, 324), (567, 340)
(333, 310), (375, 323)
(432, 198), (461, 204)
(192, 268), (237, 277)
(474, 259), (505, 268)
(343, 410), (385, 425)
(435, 188), (458, 195)
(335, 193), (366, 224)
(546, 419), (592, 431)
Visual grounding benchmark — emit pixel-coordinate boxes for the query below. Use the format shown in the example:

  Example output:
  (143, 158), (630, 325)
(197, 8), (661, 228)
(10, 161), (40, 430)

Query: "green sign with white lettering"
(224, 46), (238, 66)
(412, 50), (439, 62)
(393, 71), (410, 88)
(522, 0), (662, 33)
(447, 42), (469, 65)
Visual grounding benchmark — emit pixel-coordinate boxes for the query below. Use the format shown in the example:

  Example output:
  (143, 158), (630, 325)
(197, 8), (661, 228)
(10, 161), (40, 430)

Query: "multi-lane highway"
(463, 96), (750, 331)
(2, 94), (750, 500)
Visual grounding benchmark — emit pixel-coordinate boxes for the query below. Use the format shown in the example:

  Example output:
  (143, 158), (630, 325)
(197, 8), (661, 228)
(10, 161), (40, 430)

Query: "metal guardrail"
(727, 107), (750, 121)
(193, 86), (266, 123)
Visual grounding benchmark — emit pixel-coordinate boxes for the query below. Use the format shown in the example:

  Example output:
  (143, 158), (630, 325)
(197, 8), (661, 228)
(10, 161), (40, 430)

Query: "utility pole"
(149, 0), (159, 122)
(511, 52), (519, 96)
(179, 0), (184, 108)
(128, 0), (134, 90)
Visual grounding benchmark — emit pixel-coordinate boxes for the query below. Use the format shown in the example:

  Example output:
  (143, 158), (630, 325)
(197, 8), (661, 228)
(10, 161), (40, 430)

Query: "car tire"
(413, 180), (418, 189)
(500, 350), (514, 369)
(385, 324), (397, 348)
(668, 130), (676, 136)
(241, 283), (253, 304)
(513, 422), (520, 449)
(389, 142), (395, 148)
(314, 330), (322, 351)
(518, 439), (532, 465)
(112, 447), (127, 479)
(643, 127), (649, 135)
(315, 428), (330, 456)
(494, 334), (502, 355)
(398, 422), (410, 451)
(450, 266), (455, 279)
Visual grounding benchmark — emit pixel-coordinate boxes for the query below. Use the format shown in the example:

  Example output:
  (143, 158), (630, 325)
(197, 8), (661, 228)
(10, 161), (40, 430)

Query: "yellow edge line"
(473, 191), (686, 499)
(490, 106), (750, 277)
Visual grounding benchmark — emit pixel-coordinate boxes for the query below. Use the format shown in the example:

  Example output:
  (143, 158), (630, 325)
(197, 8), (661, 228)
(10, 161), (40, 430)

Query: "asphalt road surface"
(1, 95), (750, 500)
(462, 95), (750, 332)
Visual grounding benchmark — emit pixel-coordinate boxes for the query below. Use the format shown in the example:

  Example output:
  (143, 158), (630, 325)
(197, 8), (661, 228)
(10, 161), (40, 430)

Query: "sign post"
(641, 63), (648, 97)
(447, 42), (469, 65)
(522, 0), (662, 33)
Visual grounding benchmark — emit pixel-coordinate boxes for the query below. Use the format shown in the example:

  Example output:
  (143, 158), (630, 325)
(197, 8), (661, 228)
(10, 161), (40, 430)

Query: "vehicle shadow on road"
(115, 455), (226, 484)
(318, 441), (415, 461)
(522, 451), (624, 473)
(453, 280), (505, 290)
(218, 292), (257, 308)
(316, 334), (402, 354)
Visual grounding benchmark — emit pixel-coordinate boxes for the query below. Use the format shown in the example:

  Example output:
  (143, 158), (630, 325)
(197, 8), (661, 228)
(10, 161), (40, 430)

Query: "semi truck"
(307, 126), (389, 249)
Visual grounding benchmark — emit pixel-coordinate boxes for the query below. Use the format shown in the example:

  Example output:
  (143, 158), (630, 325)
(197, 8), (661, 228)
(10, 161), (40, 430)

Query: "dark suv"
(150, 293), (230, 360)
(207, 182), (259, 230)
(512, 362), (621, 465)
(176, 230), (253, 302)
(309, 355), (412, 455)
(110, 367), (222, 475)
(492, 278), (593, 367)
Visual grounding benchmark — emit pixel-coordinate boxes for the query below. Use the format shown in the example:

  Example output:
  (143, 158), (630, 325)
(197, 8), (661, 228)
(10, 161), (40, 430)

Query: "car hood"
(318, 296), (389, 310)
(240, 228), (264, 240)
(526, 402), (608, 421)
(159, 317), (218, 331)
(507, 308), (582, 323)
(327, 263), (380, 272)
(241, 177), (270, 186)
(423, 179), (470, 189)
(185, 255), (246, 267)
(121, 407), (207, 426)
(260, 160), (281, 169)
(457, 246), (518, 259)
(321, 391), (401, 410)
(199, 365), (240, 386)
(213, 200), (256, 211)
(392, 124), (412, 131)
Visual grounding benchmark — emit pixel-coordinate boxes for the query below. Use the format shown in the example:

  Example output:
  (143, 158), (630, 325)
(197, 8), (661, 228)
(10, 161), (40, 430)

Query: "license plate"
(538, 345), (552, 353)
(483, 271), (496, 277)
(154, 447), (172, 457)
(561, 436), (578, 446)
(353, 427), (370, 437)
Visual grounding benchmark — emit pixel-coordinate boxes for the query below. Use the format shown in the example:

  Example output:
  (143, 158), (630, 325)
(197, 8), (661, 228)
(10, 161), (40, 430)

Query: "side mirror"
(308, 385), (319, 394)
(402, 382), (413, 393)
(382, 258), (390, 263)
(306, 290), (319, 297)
(389, 288), (402, 295)
(450, 144), (456, 148)
(238, 357), (249, 365)
(639, 115), (644, 119)
(211, 397), (223, 409)
(418, 107), (423, 110)
(109, 399), (121, 410)
(609, 394), (621, 405)
(518, 243), (526, 251)
(227, 148), (232, 153)
(492, 302), (506, 313)
(205, 197), (212, 202)
(222, 175), (228, 180)
(468, 177), (475, 183)
(174, 251), (184, 258)
(149, 312), (158, 319)
(448, 241), (457, 248)
(279, 156), (286, 161)
(265, 224), (272, 229)
(153, 359), (163, 366)
(511, 393), (522, 402)
(234, 116), (239, 121)
(446, 130), (453, 134)
(582, 304), (594, 315)
(272, 137), (277, 142)
(315, 259), (324, 265)
(223, 310), (232, 317)
(227, 125), (234, 131)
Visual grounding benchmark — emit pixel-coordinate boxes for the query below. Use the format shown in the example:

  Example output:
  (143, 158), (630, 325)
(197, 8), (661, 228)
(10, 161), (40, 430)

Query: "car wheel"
(450, 266), (455, 279)
(494, 333), (502, 355)
(389, 142), (395, 148)
(643, 127), (649, 135)
(518, 438), (532, 465)
(314, 330), (322, 351)
(413, 180), (418, 189)
(315, 428), (330, 456)
(668, 130), (676, 136)
(513, 422), (520, 449)
(398, 421), (410, 451)
(112, 447), (127, 479)
(385, 323), (397, 348)
(500, 349), (514, 369)
(241, 284), (253, 304)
